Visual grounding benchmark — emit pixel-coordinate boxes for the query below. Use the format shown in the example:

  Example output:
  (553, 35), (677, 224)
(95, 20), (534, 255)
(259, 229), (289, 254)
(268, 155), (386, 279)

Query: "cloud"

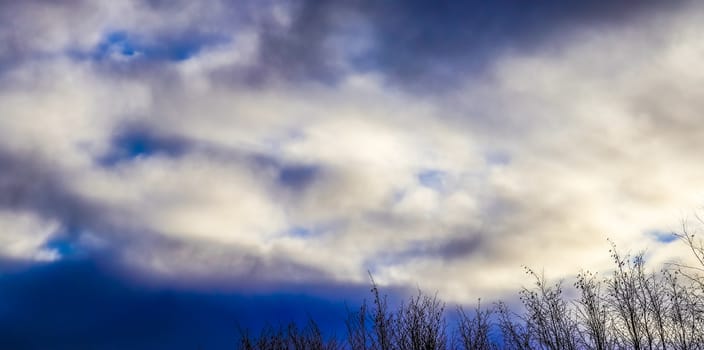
(0, 211), (59, 262)
(0, 149), (103, 237)
(0, 0), (703, 311)
(299, 0), (689, 89)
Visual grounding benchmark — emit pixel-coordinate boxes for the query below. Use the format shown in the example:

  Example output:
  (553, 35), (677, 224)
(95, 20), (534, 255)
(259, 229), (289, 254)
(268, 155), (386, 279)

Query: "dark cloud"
(0, 0), (691, 86)
(120, 234), (343, 290)
(435, 235), (485, 261)
(0, 259), (361, 349)
(230, 0), (686, 89)
(400, 234), (484, 262)
(0, 0), (99, 74)
(0, 149), (142, 264)
(0, 150), (100, 231)
(0, 252), (424, 349)
(246, 0), (344, 84)
(354, 0), (688, 88)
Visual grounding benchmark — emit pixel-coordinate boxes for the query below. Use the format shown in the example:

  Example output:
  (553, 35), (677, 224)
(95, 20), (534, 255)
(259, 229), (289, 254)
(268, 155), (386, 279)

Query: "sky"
(1, 0), (704, 347)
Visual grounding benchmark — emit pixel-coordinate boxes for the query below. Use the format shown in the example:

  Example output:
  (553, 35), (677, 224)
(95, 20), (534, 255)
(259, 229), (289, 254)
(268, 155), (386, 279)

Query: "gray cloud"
(0, 0), (692, 87)
(0, 150), (99, 230)
(257, 0), (691, 89)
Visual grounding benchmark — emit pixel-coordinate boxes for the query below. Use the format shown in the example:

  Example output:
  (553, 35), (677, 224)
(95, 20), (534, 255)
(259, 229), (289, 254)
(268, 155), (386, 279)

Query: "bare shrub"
(239, 319), (340, 350)
(494, 301), (531, 350)
(456, 300), (496, 350)
(393, 290), (447, 350)
(519, 267), (578, 350)
(573, 270), (612, 350)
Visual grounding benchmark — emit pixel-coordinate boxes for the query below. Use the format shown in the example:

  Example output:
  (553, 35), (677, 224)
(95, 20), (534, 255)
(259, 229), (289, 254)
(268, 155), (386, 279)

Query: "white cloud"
(0, 210), (60, 261)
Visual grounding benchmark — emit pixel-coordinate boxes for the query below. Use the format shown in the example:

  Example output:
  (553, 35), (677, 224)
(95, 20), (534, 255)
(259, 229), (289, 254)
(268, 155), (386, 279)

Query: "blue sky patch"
(278, 164), (319, 190)
(44, 239), (75, 258)
(42, 226), (89, 259)
(287, 226), (312, 238)
(284, 221), (342, 239)
(86, 30), (227, 63)
(647, 230), (678, 244)
(98, 128), (188, 166)
(417, 169), (447, 191)
(92, 31), (140, 60)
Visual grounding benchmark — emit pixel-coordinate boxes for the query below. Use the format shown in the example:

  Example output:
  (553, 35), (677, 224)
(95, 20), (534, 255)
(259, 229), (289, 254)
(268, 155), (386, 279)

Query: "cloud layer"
(0, 0), (703, 305)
